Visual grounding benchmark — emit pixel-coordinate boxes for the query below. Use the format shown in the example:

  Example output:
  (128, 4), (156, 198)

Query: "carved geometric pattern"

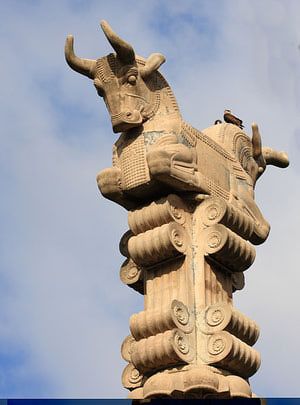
(119, 134), (150, 190)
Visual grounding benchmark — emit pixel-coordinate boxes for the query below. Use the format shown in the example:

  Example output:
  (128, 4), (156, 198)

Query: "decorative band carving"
(130, 300), (194, 340)
(201, 331), (260, 378)
(122, 363), (144, 390)
(203, 224), (255, 272)
(119, 132), (150, 191)
(119, 230), (134, 257)
(120, 258), (144, 294)
(199, 303), (259, 346)
(199, 197), (256, 242)
(131, 329), (194, 373)
(128, 194), (188, 235)
(121, 335), (135, 362)
(128, 222), (188, 266)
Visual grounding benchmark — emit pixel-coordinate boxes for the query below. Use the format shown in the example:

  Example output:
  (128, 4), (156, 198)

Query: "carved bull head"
(65, 20), (165, 133)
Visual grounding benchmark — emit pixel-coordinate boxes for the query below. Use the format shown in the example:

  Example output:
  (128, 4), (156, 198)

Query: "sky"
(0, 0), (299, 398)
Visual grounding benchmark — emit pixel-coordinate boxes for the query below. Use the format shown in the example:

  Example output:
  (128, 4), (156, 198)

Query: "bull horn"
(100, 20), (135, 64)
(65, 35), (96, 79)
(251, 123), (263, 160)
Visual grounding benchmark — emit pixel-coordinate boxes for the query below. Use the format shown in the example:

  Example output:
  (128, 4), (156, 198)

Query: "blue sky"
(0, 0), (300, 398)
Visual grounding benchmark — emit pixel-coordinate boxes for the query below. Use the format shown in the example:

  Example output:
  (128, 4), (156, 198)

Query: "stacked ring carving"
(203, 224), (255, 272)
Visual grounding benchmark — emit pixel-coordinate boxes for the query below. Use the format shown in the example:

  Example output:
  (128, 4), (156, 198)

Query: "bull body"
(65, 20), (289, 245)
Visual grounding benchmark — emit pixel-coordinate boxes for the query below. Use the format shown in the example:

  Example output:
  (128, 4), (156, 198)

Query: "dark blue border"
(4, 399), (300, 405)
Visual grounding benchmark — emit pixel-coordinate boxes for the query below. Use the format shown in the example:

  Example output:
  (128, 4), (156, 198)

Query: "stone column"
(120, 194), (260, 399)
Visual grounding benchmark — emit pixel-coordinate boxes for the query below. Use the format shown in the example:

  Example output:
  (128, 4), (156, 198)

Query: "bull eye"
(127, 75), (137, 85)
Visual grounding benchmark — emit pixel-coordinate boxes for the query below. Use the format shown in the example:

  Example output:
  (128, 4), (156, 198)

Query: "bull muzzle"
(111, 109), (143, 133)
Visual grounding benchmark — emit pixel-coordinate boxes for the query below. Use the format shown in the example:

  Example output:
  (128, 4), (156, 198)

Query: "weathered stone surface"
(65, 20), (289, 399)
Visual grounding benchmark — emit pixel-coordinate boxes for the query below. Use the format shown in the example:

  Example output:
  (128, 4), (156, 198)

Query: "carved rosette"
(199, 196), (259, 273)
(201, 331), (260, 379)
(199, 303), (259, 346)
(120, 258), (144, 294)
(122, 363), (144, 390)
(203, 224), (255, 272)
(131, 329), (195, 373)
(121, 335), (135, 362)
(128, 222), (188, 266)
(130, 300), (194, 340)
(198, 302), (260, 379)
(199, 197), (256, 242)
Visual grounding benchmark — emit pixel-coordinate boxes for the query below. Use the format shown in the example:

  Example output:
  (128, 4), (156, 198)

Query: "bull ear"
(100, 20), (135, 64)
(140, 53), (166, 78)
